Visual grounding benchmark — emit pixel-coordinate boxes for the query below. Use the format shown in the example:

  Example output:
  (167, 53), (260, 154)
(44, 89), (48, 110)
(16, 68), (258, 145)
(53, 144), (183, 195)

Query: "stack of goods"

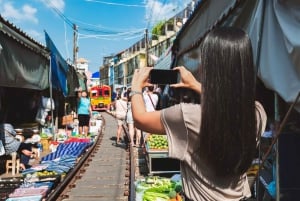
(41, 155), (77, 174)
(22, 155), (76, 175)
(135, 176), (183, 201)
(7, 186), (47, 200)
(6, 180), (54, 201)
(41, 141), (90, 161)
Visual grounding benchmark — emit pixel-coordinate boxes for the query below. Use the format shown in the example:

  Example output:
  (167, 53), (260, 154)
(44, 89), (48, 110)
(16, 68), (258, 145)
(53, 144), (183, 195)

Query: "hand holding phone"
(149, 69), (179, 84)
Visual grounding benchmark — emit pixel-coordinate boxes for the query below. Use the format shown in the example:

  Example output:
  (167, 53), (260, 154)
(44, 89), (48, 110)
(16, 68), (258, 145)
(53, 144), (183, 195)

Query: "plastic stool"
(6, 152), (20, 175)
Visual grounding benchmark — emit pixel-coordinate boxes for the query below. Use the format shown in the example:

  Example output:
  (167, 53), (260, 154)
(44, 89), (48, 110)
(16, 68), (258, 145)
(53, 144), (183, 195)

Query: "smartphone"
(149, 69), (179, 84)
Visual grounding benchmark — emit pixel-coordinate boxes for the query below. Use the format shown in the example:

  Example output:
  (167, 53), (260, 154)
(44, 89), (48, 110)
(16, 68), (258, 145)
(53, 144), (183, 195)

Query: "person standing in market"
(77, 90), (92, 137)
(114, 94), (127, 145)
(110, 90), (117, 111)
(125, 88), (134, 146)
(142, 86), (159, 146)
(125, 88), (142, 147)
(130, 27), (267, 201)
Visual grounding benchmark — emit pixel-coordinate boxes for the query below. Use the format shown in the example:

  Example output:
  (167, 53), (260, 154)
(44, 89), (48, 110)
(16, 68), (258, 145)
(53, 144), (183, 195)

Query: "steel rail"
(46, 112), (135, 201)
(122, 124), (136, 201)
(46, 118), (105, 201)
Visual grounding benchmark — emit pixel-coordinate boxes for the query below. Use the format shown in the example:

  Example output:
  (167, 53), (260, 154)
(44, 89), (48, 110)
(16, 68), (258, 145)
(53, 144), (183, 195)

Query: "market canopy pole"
(46, 53), (58, 141)
(256, 91), (300, 182)
(145, 28), (149, 67)
(73, 24), (78, 68)
(48, 55), (56, 141)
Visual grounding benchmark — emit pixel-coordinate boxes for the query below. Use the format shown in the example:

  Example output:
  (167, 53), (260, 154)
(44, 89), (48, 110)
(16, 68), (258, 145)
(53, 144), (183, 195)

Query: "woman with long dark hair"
(130, 27), (267, 200)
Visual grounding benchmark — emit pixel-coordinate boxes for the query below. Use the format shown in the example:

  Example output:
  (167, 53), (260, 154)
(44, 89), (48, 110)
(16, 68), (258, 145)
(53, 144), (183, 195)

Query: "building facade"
(99, 3), (195, 92)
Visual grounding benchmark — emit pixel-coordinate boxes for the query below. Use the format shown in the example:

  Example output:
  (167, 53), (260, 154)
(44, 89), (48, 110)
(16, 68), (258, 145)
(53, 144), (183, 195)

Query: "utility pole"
(145, 28), (149, 67)
(73, 24), (78, 68)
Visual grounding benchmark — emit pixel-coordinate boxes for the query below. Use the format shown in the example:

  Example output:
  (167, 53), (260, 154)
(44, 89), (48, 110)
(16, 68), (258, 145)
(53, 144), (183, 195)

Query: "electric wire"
(78, 33), (144, 40)
(44, 0), (74, 29)
(64, 21), (70, 59)
(84, 0), (146, 7)
(146, 0), (156, 31)
(70, 18), (145, 33)
(44, 0), (145, 40)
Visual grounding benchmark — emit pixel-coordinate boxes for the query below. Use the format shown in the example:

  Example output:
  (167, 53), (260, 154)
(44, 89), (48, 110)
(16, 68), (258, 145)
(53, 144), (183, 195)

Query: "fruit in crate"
(36, 170), (58, 177)
(147, 134), (168, 150)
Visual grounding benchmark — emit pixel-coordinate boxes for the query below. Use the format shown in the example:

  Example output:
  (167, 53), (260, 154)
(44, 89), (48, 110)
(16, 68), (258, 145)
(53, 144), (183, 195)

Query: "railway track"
(0, 112), (138, 201)
(46, 112), (136, 201)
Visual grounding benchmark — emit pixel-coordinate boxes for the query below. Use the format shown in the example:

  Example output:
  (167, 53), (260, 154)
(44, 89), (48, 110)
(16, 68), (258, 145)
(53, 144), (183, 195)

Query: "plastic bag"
(42, 96), (55, 110)
(0, 140), (5, 156)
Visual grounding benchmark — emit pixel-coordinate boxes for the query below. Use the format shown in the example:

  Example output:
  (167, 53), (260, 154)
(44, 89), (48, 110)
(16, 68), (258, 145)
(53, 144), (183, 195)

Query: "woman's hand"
(170, 66), (202, 94)
(131, 67), (153, 92)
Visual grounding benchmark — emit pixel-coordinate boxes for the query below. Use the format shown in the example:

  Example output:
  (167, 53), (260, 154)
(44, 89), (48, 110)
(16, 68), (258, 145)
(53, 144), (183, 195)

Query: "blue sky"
(0, 0), (191, 72)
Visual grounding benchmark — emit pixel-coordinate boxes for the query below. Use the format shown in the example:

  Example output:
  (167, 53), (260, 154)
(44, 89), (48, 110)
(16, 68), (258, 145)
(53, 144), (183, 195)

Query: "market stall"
(144, 134), (180, 175)
(135, 175), (183, 201)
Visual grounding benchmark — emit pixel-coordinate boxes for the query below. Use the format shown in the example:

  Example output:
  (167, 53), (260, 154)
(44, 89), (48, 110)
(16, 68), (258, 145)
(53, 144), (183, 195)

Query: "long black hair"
(199, 27), (256, 177)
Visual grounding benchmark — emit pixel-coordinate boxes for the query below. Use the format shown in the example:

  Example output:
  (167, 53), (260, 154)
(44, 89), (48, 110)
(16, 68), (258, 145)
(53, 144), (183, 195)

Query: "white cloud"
(145, 0), (192, 26)
(22, 5), (38, 23)
(40, 0), (65, 12)
(1, 2), (38, 24)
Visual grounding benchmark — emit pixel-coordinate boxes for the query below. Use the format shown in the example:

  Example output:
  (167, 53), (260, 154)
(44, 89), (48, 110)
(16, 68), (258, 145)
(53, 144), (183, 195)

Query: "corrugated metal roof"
(0, 15), (49, 58)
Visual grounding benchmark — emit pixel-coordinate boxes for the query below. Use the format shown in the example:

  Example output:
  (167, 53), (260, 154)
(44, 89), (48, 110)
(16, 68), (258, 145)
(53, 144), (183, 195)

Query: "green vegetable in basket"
(143, 191), (170, 201)
(175, 183), (183, 193)
(168, 190), (177, 199)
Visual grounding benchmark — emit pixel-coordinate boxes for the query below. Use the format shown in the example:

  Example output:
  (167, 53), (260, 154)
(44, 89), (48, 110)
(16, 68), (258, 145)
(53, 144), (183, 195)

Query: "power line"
(78, 33), (144, 40)
(45, 0), (145, 40)
(44, 0), (74, 28)
(64, 21), (70, 59)
(146, 0), (155, 31)
(78, 27), (143, 35)
(84, 0), (146, 7)
(70, 17), (145, 34)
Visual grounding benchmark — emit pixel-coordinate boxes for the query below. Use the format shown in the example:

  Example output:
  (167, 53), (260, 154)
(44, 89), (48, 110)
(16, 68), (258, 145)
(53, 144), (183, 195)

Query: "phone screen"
(149, 69), (178, 84)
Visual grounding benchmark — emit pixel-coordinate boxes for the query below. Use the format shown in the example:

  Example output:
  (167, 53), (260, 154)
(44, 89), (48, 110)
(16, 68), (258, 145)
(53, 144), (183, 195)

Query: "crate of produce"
(146, 135), (168, 152)
(145, 134), (180, 175)
(135, 176), (183, 201)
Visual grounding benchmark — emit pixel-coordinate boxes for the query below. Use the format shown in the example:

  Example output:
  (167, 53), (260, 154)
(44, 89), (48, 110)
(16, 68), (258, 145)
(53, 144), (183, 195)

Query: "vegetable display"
(135, 176), (183, 201)
(147, 135), (168, 150)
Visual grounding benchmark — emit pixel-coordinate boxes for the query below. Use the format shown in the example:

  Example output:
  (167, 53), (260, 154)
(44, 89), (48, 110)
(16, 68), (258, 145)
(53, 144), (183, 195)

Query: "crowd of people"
(113, 85), (161, 147)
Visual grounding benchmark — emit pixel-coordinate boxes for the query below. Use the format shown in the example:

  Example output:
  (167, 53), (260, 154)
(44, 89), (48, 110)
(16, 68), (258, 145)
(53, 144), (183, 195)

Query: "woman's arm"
(131, 66), (199, 134)
(131, 95), (164, 134)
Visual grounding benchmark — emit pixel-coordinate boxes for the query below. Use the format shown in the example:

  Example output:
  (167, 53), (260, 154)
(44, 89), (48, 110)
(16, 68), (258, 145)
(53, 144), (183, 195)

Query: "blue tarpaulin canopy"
(45, 31), (68, 97)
